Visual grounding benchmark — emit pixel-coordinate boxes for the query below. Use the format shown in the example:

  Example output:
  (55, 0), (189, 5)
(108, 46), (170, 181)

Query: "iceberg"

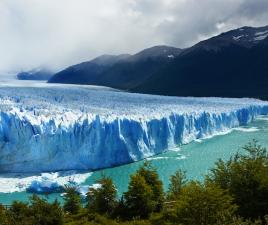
(27, 173), (63, 194)
(0, 170), (91, 193)
(0, 82), (268, 172)
(78, 183), (102, 199)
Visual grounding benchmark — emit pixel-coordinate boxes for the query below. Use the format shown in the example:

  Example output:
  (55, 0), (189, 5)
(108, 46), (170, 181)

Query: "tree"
(173, 181), (237, 225)
(29, 195), (63, 225)
(124, 173), (155, 219)
(86, 176), (117, 215)
(167, 170), (186, 200)
(207, 140), (268, 220)
(6, 201), (31, 225)
(0, 204), (8, 225)
(136, 161), (164, 211)
(63, 185), (81, 214)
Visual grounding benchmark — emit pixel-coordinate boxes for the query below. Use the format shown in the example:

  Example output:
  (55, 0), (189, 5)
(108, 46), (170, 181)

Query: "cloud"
(0, 0), (267, 72)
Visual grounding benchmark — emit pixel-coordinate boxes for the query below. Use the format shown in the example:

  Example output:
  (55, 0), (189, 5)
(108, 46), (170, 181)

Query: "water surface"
(0, 116), (268, 204)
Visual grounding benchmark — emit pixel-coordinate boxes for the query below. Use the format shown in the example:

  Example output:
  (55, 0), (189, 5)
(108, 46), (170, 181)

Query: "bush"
(135, 162), (164, 211)
(6, 201), (31, 225)
(2, 195), (63, 225)
(207, 140), (268, 220)
(63, 185), (82, 214)
(168, 181), (236, 225)
(167, 170), (186, 200)
(87, 176), (117, 215)
(124, 173), (155, 219)
(29, 195), (63, 225)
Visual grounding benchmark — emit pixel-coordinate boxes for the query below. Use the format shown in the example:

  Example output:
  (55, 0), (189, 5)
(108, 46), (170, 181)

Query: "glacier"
(0, 81), (268, 172)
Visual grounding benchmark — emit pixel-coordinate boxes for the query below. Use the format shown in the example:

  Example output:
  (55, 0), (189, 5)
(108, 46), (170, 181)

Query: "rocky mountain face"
(17, 68), (53, 80)
(48, 46), (182, 89)
(133, 25), (268, 99)
(48, 25), (268, 99)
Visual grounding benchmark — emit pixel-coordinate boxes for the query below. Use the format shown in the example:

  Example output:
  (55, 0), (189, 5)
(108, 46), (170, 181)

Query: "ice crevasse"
(0, 85), (268, 172)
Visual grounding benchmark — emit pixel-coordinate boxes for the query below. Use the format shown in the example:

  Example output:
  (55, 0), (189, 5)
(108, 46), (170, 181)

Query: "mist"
(0, 0), (268, 72)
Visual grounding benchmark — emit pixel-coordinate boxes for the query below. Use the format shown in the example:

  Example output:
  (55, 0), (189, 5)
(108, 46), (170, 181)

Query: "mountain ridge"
(48, 45), (182, 88)
(133, 25), (268, 99)
(48, 25), (268, 99)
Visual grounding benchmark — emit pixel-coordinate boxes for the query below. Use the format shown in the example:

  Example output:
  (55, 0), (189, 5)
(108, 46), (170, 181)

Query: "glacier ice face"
(0, 170), (91, 193)
(27, 174), (63, 194)
(0, 81), (268, 172)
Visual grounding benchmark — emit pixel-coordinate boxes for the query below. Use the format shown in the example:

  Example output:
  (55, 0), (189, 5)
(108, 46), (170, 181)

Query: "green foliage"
(6, 201), (31, 225)
(87, 176), (117, 215)
(0, 195), (63, 225)
(167, 170), (186, 200)
(136, 161), (165, 211)
(1, 141), (268, 225)
(124, 173), (155, 219)
(207, 140), (268, 220)
(63, 185), (82, 214)
(167, 181), (236, 225)
(122, 162), (164, 219)
(0, 204), (8, 225)
(29, 195), (63, 225)
(64, 211), (152, 225)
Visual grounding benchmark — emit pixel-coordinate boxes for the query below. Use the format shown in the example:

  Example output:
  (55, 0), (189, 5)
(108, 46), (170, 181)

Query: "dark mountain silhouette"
(49, 25), (268, 99)
(17, 68), (53, 80)
(133, 25), (268, 99)
(48, 46), (182, 88)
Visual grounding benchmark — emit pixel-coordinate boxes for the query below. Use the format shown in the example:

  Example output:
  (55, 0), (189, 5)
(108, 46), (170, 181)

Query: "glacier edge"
(1, 105), (268, 172)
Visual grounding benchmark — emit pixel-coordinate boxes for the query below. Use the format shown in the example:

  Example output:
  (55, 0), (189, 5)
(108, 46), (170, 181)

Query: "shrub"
(87, 176), (117, 215)
(63, 185), (82, 214)
(172, 181), (237, 225)
(29, 195), (63, 225)
(124, 173), (155, 219)
(207, 140), (268, 220)
(136, 162), (164, 211)
(167, 170), (186, 200)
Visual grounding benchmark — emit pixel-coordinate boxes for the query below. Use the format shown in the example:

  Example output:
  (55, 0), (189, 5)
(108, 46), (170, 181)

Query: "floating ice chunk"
(232, 127), (259, 132)
(175, 155), (186, 160)
(147, 156), (170, 161)
(0, 171), (91, 193)
(27, 178), (63, 194)
(77, 185), (89, 198)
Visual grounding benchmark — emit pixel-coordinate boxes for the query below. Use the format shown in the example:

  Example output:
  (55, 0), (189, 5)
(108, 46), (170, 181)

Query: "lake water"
(1, 116), (268, 204)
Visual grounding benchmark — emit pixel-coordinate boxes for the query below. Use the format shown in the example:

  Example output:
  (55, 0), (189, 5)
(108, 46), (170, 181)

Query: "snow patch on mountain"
(233, 35), (244, 41)
(253, 29), (268, 41)
(254, 34), (268, 41)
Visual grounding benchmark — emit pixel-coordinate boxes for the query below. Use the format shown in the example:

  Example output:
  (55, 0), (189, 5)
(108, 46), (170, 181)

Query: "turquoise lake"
(1, 116), (268, 205)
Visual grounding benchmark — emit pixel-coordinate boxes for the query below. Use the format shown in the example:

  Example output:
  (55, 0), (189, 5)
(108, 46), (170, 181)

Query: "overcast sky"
(0, 0), (268, 72)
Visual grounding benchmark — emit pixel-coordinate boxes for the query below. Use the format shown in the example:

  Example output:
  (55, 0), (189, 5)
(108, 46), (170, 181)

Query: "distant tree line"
(0, 140), (268, 225)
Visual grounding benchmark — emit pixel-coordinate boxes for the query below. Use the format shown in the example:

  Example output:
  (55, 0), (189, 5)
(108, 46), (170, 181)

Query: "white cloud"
(0, 0), (267, 72)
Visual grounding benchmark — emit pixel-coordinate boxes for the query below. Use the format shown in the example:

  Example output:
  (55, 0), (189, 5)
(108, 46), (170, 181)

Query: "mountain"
(49, 25), (268, 99)
(48, 46), (182, 89)
(133, 25), (268, 99)
(48, 54), (130, 85)
(97, 46), (182, 89)
(17, 68), (53, 80)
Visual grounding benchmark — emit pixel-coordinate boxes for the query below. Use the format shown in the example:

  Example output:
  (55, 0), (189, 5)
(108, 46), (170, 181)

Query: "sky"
(0, 0), (268, 72)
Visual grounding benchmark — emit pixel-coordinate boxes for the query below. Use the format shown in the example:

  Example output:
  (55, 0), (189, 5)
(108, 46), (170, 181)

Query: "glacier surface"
(0, 81), (268, 172)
